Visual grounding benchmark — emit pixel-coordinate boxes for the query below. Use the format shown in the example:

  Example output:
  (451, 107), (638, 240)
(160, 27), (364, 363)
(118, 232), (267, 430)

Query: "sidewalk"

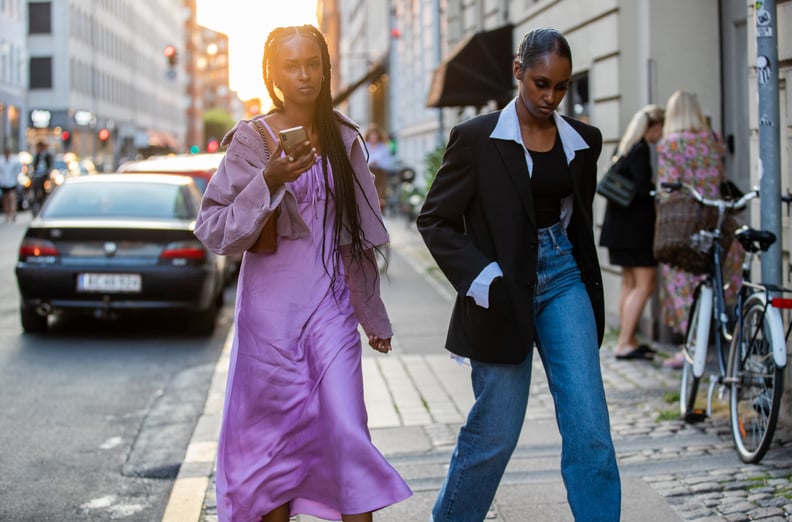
(164, 218), (792, 522)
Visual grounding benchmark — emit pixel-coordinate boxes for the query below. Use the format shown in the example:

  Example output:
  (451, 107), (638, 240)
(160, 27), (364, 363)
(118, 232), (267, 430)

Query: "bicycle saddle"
(735, 226), (776, 253)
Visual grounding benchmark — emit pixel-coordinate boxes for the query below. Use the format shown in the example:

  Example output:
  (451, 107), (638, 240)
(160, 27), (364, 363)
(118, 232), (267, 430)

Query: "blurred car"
(117, 153), (224, 193)
(117, 152), (242, 275)
(78, 158), (98, 175)
(15, 174), (226, 335)
(51, 153), (94, 179)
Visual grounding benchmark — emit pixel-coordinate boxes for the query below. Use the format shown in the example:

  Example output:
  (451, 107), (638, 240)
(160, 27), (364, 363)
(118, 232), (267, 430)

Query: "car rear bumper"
(16, 264), (220, 313)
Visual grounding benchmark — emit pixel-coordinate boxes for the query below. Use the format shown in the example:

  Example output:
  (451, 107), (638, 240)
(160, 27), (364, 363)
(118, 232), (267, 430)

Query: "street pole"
(432, 0), (444, 147)
(755, 0), (782, 287)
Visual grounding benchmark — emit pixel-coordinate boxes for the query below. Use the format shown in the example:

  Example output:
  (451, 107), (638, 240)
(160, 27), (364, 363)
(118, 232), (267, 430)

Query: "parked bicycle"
(660, 181), (788, 463)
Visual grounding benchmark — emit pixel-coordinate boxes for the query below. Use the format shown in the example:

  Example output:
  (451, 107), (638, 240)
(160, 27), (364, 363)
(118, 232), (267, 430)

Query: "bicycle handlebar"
(659, 181), (758, 212)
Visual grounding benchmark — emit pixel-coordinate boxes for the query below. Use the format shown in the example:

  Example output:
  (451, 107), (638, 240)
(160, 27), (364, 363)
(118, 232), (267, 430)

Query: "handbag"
(596, 157), (635, 208)
(247, 119), (279, 254)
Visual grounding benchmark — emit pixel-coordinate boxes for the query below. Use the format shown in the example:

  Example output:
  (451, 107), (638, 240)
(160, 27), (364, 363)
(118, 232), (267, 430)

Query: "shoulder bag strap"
(249, 119), (271, 161)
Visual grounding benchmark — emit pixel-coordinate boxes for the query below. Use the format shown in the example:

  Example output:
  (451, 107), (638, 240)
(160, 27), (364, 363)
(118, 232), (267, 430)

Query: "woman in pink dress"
(656, 89), (742, 369)
(194, 25), (411, 522)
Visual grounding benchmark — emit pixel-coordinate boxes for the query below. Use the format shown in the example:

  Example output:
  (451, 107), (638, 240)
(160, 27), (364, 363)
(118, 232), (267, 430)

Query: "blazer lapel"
(493, 139), (536, 227)
(567, 149), (586, 204)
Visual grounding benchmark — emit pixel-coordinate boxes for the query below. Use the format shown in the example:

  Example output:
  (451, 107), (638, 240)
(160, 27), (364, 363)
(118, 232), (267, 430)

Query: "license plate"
(77, 273), (142, 293)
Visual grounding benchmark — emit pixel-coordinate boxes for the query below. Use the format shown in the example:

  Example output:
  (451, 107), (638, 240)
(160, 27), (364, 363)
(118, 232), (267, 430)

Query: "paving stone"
(720, 501), (761, 514)
(746, 506), (785, 519)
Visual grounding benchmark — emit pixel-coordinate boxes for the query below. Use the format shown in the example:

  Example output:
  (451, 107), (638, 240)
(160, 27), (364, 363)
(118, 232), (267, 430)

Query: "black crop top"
(528, 135), (572, 228)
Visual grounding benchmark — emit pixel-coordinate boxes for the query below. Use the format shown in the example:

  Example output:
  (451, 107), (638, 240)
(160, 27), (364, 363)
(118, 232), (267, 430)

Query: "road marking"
(161, 477), (210, 522)
(99, 436), (123, 449)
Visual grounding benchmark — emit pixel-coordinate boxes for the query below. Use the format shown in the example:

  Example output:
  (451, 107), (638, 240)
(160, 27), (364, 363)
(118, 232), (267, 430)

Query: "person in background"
(31, 141), (53, 213)
(417, 27), (620, 521)
(1, 147), (22, 222)
(364, 125), (395, 213)
(599, 105), (665, 360)
(194, 25), (410, 522)
(656, 89), (742, 369)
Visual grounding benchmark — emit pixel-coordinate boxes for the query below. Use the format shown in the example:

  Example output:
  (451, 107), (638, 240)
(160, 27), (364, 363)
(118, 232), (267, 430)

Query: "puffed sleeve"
(194, 121), (287, 256)
(341, 245), (392, 339)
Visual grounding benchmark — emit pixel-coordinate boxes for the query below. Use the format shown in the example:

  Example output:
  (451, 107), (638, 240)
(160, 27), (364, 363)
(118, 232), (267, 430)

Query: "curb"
(161, 327), (232, 522)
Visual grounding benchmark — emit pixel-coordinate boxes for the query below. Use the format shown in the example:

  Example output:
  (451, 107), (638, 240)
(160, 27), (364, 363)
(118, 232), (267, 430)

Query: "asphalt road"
(0, 211), (234, 521)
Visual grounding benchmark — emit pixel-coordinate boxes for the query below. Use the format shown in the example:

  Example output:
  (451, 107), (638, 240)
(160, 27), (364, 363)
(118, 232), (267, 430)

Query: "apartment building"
(0, 0), (27, 152)
(25, 0), (188, 168)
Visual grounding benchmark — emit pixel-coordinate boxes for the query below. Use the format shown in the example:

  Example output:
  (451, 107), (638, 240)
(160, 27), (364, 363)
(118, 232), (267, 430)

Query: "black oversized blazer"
(417, 110), (605, 364)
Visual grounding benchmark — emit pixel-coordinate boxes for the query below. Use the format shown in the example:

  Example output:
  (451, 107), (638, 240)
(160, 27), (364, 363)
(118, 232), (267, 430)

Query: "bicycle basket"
(653, 195), (737, 274)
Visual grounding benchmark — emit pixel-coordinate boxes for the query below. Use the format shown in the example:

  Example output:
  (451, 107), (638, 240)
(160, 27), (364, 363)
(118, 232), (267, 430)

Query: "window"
(564, 72), (589, 123)
(28, 2), (51, 34)
(29, 57), (52, 88)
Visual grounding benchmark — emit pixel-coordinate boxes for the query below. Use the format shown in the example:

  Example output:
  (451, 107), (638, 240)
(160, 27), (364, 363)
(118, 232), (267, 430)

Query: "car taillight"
(771, 297), (792, 309)
(19, 238), (60, 260)
(161, 240), (206, 261)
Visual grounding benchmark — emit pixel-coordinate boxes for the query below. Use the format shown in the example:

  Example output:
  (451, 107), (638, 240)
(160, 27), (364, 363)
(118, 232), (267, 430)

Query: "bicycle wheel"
(680, 285), (706, 421)
(729, 292), (785, 463)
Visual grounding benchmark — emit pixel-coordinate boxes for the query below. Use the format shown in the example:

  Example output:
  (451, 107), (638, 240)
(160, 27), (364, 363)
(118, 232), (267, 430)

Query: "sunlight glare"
(196, 0), (319, 101)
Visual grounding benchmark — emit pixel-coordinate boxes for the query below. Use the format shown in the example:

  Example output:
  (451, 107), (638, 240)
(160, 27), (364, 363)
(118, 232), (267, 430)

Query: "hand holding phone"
(279, 126), (310, 157)
(263, 125), (315, 190)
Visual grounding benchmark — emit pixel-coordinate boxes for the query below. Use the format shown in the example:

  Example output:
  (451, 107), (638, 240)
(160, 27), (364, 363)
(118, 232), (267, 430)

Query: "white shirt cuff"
(466, 261), (503, 308)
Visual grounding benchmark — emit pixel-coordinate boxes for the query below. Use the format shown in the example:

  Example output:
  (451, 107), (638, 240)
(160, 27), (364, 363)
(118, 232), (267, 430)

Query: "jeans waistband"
(537, 221), (566, 244)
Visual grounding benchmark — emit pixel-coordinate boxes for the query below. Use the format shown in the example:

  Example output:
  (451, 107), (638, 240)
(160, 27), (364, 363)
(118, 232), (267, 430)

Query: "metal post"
(433, 0), (444, 146)
(755, 0), (782, 286)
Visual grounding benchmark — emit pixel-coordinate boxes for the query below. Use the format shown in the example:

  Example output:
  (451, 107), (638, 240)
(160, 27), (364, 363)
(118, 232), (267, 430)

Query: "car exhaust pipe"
(94, 308), (111, 320)
(35, 303), (52, 316)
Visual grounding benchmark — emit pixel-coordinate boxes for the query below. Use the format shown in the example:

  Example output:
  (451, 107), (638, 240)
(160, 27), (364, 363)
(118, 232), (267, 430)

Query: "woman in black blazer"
(599, 105), (665, 360)
(418, 28), (620, 522)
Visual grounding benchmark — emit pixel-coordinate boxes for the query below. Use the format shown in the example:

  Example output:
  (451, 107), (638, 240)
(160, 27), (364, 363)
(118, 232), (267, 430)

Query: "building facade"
(25, 0), (189, 169)
(0, 0), (27, 152)
(3, 1), (236, 169)
(321, 0), (392, 146)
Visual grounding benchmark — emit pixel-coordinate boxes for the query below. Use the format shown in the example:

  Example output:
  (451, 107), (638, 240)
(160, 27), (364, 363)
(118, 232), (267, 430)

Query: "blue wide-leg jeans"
(431, 222), (621, 521)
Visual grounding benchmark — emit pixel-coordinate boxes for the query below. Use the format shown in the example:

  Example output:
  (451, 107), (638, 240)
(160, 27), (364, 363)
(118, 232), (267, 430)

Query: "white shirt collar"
(490, 97), (589, 165)
(490, 97), (589, 228)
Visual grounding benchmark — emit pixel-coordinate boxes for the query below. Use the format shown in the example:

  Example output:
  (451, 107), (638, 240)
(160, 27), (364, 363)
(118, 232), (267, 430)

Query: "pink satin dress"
(215, 122), (411, 521)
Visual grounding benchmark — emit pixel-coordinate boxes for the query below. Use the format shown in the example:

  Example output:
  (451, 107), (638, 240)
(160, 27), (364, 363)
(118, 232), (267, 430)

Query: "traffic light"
(206, 138), (219, 153)
(164, 45), (177, 66)
(245, 98), (262, 119)
(61, 130), (71, 150)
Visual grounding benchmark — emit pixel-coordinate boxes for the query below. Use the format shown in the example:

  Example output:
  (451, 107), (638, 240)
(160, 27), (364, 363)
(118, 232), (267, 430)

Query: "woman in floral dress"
(656, 89), (742, 368)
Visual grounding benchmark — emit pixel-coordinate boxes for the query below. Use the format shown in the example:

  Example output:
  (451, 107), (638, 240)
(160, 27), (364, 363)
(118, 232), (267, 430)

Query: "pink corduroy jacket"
(194, 110), (392, 338)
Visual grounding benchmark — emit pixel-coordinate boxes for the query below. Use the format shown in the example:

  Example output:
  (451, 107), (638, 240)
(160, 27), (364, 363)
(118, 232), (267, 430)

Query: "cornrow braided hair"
(262, 25), (378, 282)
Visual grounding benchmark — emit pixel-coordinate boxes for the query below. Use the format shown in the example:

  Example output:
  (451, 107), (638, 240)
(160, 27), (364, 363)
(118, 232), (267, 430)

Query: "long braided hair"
(262, 25), (378, 278)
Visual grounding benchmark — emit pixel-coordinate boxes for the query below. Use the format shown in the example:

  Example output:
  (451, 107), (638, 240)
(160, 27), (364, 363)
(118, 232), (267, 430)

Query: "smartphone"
(279, 126), (309, 156)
